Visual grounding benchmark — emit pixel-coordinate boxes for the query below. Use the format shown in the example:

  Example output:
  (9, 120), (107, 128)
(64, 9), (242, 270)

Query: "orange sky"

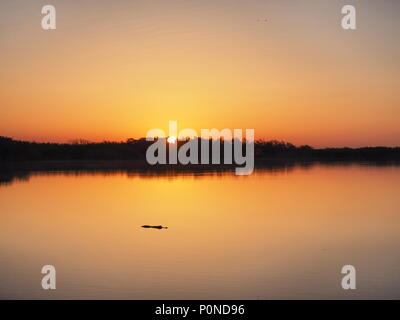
(0, 0), (399, 147)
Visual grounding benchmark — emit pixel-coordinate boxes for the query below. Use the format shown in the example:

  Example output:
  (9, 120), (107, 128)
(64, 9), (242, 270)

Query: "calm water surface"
(1, 163), (400, 299)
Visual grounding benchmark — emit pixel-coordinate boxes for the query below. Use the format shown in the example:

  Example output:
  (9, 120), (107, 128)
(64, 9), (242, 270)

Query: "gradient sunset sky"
(0, 0), (399, 147)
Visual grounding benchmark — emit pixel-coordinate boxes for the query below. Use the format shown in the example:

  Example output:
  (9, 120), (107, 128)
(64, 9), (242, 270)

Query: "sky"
(0, 0), (399, 147)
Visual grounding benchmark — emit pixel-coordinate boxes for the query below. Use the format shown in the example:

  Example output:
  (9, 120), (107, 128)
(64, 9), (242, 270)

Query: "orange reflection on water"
(0, 164), (400, 299)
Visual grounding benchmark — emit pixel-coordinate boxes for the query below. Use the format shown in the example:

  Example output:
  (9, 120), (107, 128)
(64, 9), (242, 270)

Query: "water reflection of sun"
(167, 136), (177, 144)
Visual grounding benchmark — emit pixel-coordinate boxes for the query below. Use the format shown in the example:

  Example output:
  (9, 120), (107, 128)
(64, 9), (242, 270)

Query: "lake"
(1, 162), (400, 299)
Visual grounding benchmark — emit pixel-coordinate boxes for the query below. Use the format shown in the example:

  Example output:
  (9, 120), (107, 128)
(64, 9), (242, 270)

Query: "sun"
(167, 136), (177, 144)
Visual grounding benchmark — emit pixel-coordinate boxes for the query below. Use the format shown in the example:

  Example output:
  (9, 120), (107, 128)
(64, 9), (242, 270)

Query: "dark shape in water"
(141, 225), (168, 229)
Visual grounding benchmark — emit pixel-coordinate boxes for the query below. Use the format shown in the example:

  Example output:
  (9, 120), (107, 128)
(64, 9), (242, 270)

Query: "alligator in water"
(141, 225), (168, 229)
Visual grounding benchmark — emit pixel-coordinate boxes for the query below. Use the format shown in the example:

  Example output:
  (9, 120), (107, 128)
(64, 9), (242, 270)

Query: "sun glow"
(167, 136), (177, 144)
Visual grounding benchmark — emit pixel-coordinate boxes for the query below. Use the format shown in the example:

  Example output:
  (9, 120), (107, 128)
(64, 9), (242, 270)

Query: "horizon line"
(1, 135), (399, 150)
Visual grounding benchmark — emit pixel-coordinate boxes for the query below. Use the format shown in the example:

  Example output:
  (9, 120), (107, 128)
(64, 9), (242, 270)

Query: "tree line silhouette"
(1, 136), (400, 162)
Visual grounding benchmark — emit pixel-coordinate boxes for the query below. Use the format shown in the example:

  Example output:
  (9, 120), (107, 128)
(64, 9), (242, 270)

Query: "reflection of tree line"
(1, 160), (400, 188)
(1, 136), (400, 162)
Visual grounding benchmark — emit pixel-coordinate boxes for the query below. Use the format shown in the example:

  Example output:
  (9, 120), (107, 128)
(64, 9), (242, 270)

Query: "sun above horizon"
(167, 136), (177, 144)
